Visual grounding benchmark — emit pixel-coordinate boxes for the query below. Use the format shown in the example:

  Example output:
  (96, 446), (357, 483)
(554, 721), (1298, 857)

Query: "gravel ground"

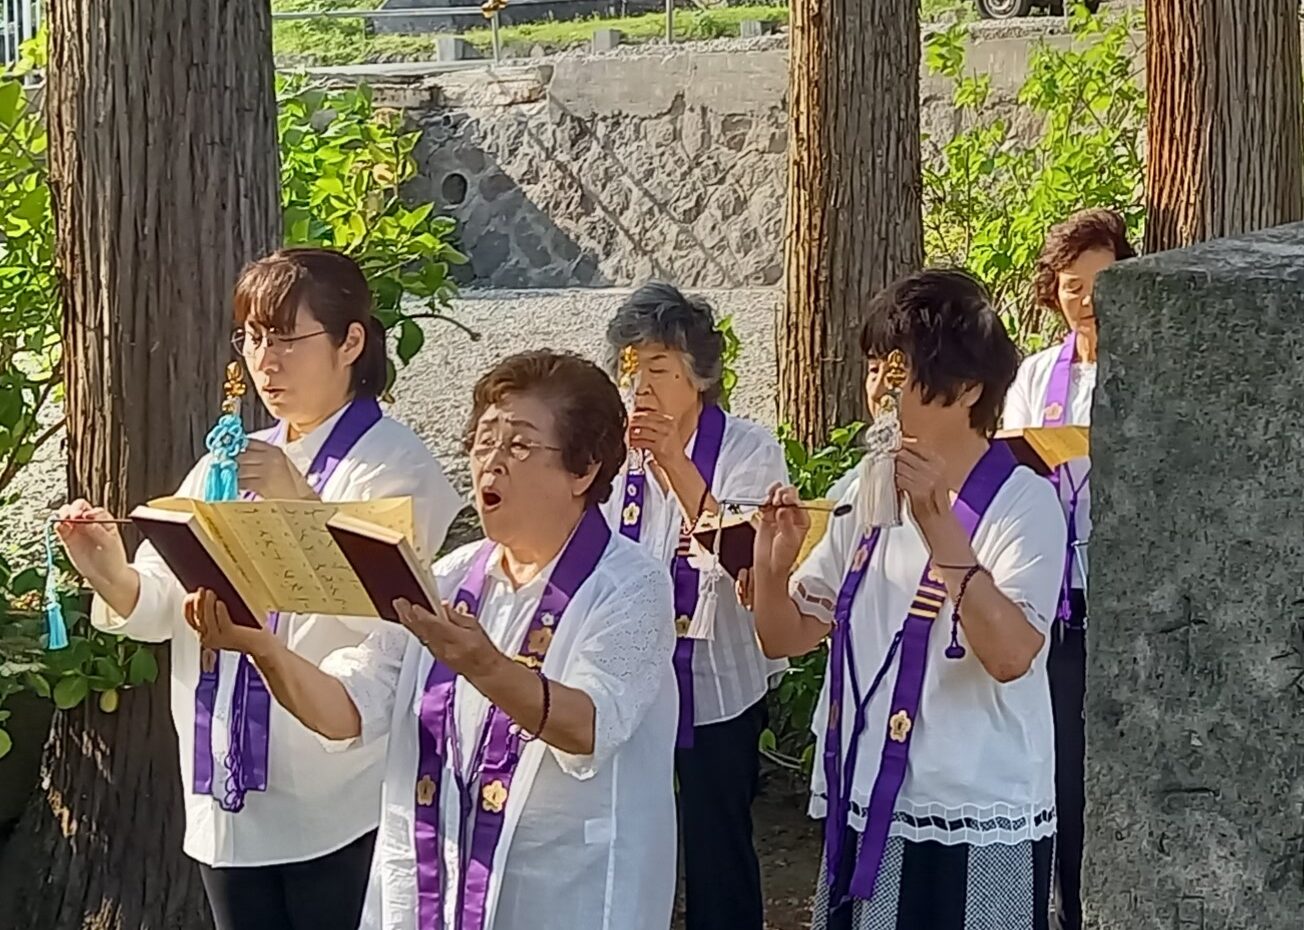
(0, 287), (782, 560)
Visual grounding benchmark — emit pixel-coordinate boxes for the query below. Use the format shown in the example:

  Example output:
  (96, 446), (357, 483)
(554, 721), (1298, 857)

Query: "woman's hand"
(753, 484), (810, 579)
(394, 598), (507, 681)
(735, 567), (755, 611)
(237, 440), (315, 501)
(184, 588), (278, 657)
(628, 410), (688, 469)
(894, 439), (951, 521)
(54, 499), (131, 588)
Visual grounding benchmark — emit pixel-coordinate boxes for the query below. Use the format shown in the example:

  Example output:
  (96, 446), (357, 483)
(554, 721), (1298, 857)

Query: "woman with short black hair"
(753, 269), (1066, 930)
(1004, 208), (1136, 930)
(185, 349), (680, 930)
(602, 282), (788, 930)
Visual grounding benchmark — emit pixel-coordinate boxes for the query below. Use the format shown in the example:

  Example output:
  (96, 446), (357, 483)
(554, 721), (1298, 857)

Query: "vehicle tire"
(977, 0), (1035, 18)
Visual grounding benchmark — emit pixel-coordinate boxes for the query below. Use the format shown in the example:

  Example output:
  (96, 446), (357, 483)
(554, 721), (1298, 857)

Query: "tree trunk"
(779, 0), (923, 448)
(1144, 0), (1304, 253)
(0, 2), (280, 927)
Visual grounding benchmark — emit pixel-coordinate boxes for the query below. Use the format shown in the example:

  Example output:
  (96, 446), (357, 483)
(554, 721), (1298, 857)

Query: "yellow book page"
(797, 500), (835, 567)
(1026, 426), (1089, 469)
(146, 498), (278, 614)
(208, 498), (413, 617)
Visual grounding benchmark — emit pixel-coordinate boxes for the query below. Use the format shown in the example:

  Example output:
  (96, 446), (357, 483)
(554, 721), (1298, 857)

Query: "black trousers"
(1050, 591), (1087, 930)
(675, 698), (767, 930)
(198, 830), (376, 930)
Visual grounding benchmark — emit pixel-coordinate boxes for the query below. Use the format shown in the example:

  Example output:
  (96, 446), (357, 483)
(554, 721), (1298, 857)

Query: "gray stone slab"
(590, 28), (625, 53)
(1087, 221), (1304, 929)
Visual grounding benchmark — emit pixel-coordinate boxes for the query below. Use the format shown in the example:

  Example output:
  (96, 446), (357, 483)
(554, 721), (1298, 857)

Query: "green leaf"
(0, 727), (11, 759)
(52, 675), (89, 710)
(396, 319), (425, 365)
(128, 648), (158, 686)
(11, 567), (43, 596)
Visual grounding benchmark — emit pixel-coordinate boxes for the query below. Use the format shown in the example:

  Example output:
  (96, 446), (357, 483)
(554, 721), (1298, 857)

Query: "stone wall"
(340, 27), (1126, 289)
(1086, 223), (1304, 928)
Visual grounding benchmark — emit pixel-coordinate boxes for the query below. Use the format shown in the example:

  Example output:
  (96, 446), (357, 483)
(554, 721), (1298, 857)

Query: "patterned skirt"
(811, 832), (1055, 930)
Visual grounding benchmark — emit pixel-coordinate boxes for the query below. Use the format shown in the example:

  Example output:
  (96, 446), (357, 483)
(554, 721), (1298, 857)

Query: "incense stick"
(53, 517), (134, 525)
(719, 498), (853, 517)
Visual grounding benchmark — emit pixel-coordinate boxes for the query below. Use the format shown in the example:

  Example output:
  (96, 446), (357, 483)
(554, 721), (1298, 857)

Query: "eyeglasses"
(470, 437), (563, 463)
(231, 329), (329, 357)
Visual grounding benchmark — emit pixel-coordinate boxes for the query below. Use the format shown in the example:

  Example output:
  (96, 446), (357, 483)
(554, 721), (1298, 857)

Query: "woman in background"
(602, 283), (788, 930)
(1003, 208), (1136, 930)
(56, 248), (463, 930)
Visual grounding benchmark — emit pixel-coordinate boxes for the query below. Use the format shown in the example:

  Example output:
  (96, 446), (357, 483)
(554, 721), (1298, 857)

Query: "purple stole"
(193, 397), (383, 813)
(414, 507), (610, 930)
(823, 442), (1018, 905)
(618, 403), (726, 749)
(1042, 333), (1089, 625)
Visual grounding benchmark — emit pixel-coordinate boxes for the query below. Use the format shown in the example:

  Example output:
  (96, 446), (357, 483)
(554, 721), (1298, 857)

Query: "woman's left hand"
(394, 597), (505, 679)
(238, 440), (315, 500)
(894, 439), (951, 521)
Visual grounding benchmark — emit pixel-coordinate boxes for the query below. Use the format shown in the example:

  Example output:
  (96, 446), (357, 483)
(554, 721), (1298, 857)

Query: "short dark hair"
(605, 282), (725, 403)
(859, 269), (1018, 434)
(233, 248), (388, 397)
(1033, 208), (1137, 312)
(463, 350), (627, 508)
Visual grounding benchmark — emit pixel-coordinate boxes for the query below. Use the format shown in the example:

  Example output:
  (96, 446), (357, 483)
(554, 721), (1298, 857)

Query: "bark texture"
(0, 2), (280, 927)
(780, 0), (923, 447)
(1145, 0), (1304, 253)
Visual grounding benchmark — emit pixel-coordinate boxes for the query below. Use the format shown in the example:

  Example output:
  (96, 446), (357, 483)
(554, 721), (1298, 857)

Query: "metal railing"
(1, 0), (41, 70)
(271, 0), (684, 66)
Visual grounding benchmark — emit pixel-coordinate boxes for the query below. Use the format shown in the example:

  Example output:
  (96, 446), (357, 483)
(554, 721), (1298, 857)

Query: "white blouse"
(599, 412), (788, 725)
(1003, 343), (1095, 590)
(791, 469), (1065, 848)
(321, 532), (678, 930)
(91, 405), (464, 867)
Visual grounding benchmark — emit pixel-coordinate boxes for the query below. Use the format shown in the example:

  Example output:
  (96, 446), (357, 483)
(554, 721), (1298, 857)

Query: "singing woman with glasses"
(182, 350), (680, 930)
(55, 247), (463, 930)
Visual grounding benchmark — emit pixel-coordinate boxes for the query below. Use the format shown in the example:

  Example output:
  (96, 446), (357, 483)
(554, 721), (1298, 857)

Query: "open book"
(690, 498), (836, 578)
(130, 497), (421, 626)
(994, 426), (1089, 476)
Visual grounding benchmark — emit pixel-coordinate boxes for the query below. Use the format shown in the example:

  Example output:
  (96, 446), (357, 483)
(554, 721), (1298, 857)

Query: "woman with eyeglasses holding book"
(54, 248), (462, 930)
(1002, 208), (1135, 930)
(752, 270), (1066, 930)
(184, 350), (679, 930)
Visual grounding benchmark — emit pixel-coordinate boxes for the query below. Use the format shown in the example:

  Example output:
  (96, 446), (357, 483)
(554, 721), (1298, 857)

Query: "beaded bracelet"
(945, 565), (987, 660)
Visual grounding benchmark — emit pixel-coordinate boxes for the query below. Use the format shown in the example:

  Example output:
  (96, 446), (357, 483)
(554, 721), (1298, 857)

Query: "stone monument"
(1087, 222), (1304, 928)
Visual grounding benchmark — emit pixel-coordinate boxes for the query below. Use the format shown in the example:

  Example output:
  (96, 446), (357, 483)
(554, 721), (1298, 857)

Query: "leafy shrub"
(922, 5), (1144, 352)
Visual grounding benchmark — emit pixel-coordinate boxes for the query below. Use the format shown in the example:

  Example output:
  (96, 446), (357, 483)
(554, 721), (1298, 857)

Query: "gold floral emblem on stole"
(416, 774), (437, 807)
(1043, 402), (1064, 423)
(513, 654), (541, 669)
(827, 699), (840, 730)
(527, 627), (553, 657)
(622, 502), (641, 526)
(482, 780), (509, 813)
(926, 567), (942, 585)
(454, 600), (472, 615)
(852, 544), (869, 573)
(675, 615), (691, 636)
(888, 710), (912, 743)
(201, 649), (218, 675)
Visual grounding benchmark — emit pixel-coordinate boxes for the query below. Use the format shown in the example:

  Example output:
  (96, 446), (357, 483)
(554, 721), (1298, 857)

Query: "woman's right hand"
(54, 499), (131, 587)
(753, 483), (810, 579)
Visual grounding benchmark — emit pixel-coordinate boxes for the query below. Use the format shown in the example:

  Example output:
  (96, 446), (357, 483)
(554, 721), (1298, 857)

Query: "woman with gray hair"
(601, 282), (788, 930)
